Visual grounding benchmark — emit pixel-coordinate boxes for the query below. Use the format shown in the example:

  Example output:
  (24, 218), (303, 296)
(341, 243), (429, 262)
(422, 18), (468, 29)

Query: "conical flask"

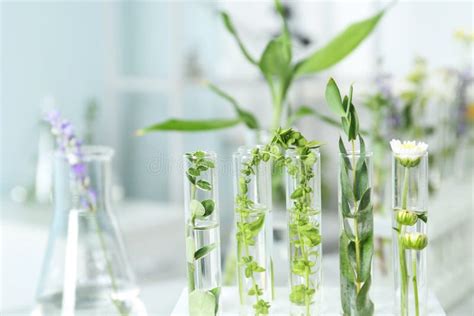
(33, 146), (146, 316)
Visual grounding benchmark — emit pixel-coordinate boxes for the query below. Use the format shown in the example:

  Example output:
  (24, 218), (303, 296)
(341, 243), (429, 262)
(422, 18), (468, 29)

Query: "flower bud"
(402, 232), (428, 250)
(396, 209), (418, 226)
(397, 156), (421, 168)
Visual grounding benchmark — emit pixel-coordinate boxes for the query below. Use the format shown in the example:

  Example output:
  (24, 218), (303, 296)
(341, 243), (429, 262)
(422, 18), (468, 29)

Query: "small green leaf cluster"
(285, 137), (321, 312)
(325, 79), (374, 315)
(185, 151), (220, 316)
(235, 128), (321, 315)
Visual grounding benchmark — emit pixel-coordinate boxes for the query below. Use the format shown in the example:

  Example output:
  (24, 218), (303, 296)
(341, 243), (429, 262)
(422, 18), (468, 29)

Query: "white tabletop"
(171, 286), (446, 316)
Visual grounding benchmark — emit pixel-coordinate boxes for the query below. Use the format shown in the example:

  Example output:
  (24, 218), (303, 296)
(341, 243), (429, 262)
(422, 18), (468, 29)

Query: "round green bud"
(396, 209), (418, 226)
(396, 156), (421, 168)
(402, 232), (428, 250)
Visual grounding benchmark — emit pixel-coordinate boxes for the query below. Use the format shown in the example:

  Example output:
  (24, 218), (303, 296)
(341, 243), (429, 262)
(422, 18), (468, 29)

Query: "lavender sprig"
(44, 110), (96, 211)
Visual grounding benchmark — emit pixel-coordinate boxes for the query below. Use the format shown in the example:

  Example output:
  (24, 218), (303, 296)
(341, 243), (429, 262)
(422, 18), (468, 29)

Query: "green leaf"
(339, 233), (356, 282)
(202, 199), (215, 217)
(358, 188), (371, 211)
(290, 187), (304, 199)
(340, 161), (354, 202)
(294, 10), (385, 76)
(339, 137), (352, 171)
(325, 78), (345, 116)
(354, 162), (368, 200)
(357, 206), (373, 242)
(136, 118), (241, 134)
(194, 243), (217, 260)
(190, 200), (205, 218)
(416, 211), (428, 223)
(356, 275), (374, 315)
(259, 34), (292, 80)
(358, 234), (374, 283)
(341, 196), (353, 218)
(196, 180), (212, 191)
(248, 214), (265, 235)
(340, 270), (356, 315)
(343, 219), (355, 241)
(189, 290), (216, 316)
(220, 12), (257, 65)
(206, 82), (260, 129)
(210, 287), (221, 314)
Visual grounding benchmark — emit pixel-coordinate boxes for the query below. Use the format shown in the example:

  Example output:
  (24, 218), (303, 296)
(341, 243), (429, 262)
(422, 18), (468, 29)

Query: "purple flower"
(44, 109), (97, 212)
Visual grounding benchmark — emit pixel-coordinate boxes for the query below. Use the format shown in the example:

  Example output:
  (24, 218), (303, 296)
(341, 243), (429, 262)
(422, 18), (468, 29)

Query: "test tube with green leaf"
(184, 151), (221, 316)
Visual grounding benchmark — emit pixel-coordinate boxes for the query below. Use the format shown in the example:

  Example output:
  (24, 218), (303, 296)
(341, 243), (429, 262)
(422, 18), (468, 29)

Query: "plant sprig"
(325, 79), (374, 315)
(185, 151), (220, 316)
(235, 128), (321, 315)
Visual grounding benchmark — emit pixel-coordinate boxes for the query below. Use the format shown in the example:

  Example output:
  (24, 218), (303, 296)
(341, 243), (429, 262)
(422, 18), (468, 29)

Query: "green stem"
(271, 97), (283, 131)
(412, 251), (420, 316)
(402, 167), (409, 209)
(399, 167), (410, 316)
(351, 140), (362, 293)
(398, 225), (408, 316)
(94, 215), (128, 316)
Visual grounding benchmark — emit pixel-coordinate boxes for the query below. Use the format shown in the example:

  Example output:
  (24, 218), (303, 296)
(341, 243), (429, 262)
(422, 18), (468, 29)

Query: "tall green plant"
(137, 1), (385, 135)
(325, 78), (374, 315)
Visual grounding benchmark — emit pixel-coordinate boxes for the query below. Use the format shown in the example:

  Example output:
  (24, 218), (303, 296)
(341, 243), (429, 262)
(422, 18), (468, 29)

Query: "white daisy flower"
(390, 139), (428, 167)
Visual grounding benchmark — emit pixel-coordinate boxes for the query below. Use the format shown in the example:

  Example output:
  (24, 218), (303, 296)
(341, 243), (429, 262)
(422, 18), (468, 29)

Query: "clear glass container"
(233, 146), (273, 315)
(183, 151), (222, 315)
(285, 148), (322, 316)
(392, 152), (428, 316)
(33, 146), (146, 316)
(338, 151), (374, 315)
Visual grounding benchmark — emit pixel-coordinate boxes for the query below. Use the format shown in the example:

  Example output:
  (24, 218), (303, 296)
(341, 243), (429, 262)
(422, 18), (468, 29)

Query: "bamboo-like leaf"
(294, 10), (385, 76)
(340, 160), (354, 202)
(357, 206), (373, 242)
(356, 275), (374, 314)
(136, 118), (241, 134)
(220, 12), (257, 65)
(194, 243), (217, 260)
(206, 82), (260, 129)
(354, 161), (368, 200)
(339, 137), (353, 171)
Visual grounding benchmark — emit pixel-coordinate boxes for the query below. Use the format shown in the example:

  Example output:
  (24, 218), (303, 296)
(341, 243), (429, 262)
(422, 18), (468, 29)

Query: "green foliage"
(137, 2), (386, 133)
(137, 118), (241, 134)
(325, 79), (374, 315)
(185, 151), (219, 315)
(235, 128), (321, 314)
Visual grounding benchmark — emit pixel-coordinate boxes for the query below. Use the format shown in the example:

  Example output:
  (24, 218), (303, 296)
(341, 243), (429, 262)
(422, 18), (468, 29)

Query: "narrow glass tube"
(233, 146), (273, 315)
(183, 151), (221, 316)
(392, 152), (428, 316)
(286, 148), (322, 316)
(338, 150), (374, 315)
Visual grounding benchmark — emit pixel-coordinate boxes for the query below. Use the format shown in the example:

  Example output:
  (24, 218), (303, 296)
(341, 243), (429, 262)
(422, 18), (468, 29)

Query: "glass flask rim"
(183, 150), (216, 160)
(340, 150), (373, 158)
(286, 147), (320, 159)
(54, 145), (114, 161)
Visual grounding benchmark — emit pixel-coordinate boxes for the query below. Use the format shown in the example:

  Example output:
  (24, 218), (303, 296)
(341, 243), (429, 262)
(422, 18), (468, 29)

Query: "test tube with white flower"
(183, 151), (221, 316)
(390, 140), (429, 316)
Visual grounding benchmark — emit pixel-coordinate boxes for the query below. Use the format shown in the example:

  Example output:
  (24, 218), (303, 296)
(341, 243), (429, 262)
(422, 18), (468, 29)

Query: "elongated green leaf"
(357, 206), (373, 242)
(206, 82), (260, 129)
(356, 275), (374, 314)
(221, 12), (257, 65)
(249, 214), (265, 235)
(358, 188), (371, 211)
(354, 161), (368, 200)
(340, 160), (354, 202)
(194, 243), (217, 260)
(325, 78), (345, 116)
(340, 269), (356, 315)
(358, 235), (374, 283)
(136, 118), (241, 134)
(339, 137), (352, 171)
(294, 10), (385, 76)
(339, 233), (356, 282)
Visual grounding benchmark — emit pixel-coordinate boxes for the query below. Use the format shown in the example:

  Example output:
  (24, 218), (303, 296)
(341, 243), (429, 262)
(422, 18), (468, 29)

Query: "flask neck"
(53, 146), (113, 214)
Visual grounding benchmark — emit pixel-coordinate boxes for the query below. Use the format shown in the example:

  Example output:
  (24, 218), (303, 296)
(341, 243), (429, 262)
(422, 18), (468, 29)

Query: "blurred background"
(1, 0), (473, 315)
